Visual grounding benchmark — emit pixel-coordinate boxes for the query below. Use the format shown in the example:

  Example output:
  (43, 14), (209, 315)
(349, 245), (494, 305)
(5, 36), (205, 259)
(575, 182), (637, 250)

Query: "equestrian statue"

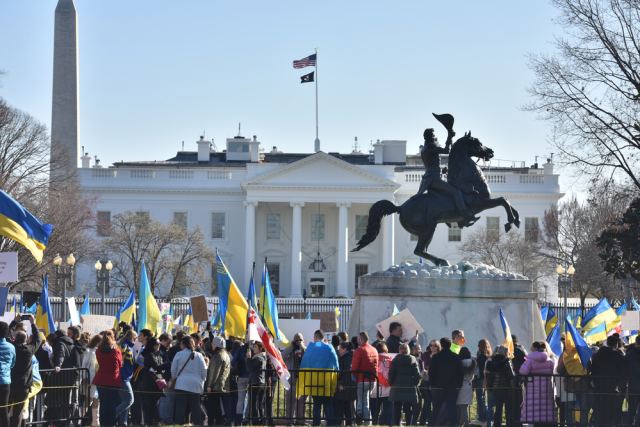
(352, 113), (520, 267)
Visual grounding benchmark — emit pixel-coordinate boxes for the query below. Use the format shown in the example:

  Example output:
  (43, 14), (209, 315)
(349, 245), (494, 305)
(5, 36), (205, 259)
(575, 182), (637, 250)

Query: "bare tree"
(0, 98), (94, 292)
(103, 212), (212, 296)
(527, 0), (640, 189)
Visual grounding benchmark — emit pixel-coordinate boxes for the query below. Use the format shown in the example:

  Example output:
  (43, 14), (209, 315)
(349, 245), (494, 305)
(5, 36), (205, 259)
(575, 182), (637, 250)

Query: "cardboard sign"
(190, 295), (209, 324)
(81, 314), (116, 335)
(278, 319), (321, 346)
(67, 298), (80, 325)
(0, 252), (18, 283)
(376, 308), (424, 341)
(288, 312), (338, 332)
(622, 311), (640, 331)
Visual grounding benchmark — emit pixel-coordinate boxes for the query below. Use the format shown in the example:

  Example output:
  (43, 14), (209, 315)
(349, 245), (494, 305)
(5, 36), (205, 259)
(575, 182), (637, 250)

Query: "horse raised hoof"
(504, 223), (512, 233)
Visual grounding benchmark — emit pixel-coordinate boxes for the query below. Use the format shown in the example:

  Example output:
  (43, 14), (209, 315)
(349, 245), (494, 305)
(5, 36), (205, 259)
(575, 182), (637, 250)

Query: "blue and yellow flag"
(296, 341), (339, 397)
(259, 261), (288, 344)
(79, 294), (91, 316)
(0, 190), (53, 262)
(115, 291), (135, 328)
(499, 308), (514, 359)
(247, 263), (258, 311)
(584, 322), (607, 345)
(582, 298), (617, 332)
(546, 323), (562, 357)
(565, 317), (592, 374)
(138, 261), (161, 335)
(35, 275), (55, 335)
(184, 307), (197, 334)
(216, 252), (248, 338)
(544, 307), (558, 336)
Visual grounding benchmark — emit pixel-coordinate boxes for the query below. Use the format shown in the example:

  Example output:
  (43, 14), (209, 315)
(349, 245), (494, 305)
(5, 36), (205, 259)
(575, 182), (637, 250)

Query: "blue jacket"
(0, 338), (16, 384)
(119, 340), (135, 382)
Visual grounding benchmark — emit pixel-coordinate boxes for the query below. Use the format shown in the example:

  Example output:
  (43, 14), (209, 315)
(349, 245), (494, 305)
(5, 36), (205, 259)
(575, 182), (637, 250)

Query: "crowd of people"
(0, 315), (637, 426)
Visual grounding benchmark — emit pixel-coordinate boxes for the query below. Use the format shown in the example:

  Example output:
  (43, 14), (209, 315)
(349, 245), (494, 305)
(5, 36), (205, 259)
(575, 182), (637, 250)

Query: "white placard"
(0, 252), (18, 283)
(375, 308), (425, 341)
(21, 320), (32, 337)
(622, 311), (640, 330)
(278, 319), (321, 347)
(81, 314), (116, 335)
(207, 303), (215, 320)
(58, 321), (70, 333)
(67, 298), (80, 325)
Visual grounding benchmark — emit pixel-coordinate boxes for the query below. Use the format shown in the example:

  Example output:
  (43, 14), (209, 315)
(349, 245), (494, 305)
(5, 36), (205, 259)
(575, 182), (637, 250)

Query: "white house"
(76, 135), (562, 299)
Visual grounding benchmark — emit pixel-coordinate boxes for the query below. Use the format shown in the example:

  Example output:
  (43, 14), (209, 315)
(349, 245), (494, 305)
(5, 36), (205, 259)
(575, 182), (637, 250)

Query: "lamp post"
(556, 262), (575, 331)
(95, 260), (113, 315)
(53, 253), (76, 321)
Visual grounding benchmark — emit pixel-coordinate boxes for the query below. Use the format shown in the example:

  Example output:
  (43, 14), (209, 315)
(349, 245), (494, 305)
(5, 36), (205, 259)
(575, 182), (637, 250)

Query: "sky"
(0, 1), (576, 189)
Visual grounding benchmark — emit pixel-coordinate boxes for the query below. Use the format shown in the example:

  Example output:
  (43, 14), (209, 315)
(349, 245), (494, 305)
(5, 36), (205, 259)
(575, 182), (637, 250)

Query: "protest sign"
(278, 319), (320, 346)
(81, 314), (116, 335)
(0, 252), (18, 283)
(190, 295), (209, 324)
(288, 312), (338, 332)
(376, 308), (424, 341)
(67, 297), (80, 325)
(622, 311), (640, 331)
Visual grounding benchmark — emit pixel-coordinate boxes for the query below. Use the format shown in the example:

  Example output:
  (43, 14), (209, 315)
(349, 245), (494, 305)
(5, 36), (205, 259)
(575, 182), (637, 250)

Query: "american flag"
(293, 53), (316, 69)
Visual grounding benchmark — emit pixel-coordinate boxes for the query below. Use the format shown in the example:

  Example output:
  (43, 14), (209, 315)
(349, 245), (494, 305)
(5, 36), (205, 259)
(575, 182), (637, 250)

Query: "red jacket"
(351, 342), (378, 382)
(93, 346), (123, 388)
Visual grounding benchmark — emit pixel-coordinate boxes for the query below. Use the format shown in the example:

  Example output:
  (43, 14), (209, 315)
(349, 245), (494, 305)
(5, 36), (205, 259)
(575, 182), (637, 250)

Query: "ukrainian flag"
(35, 275), (55, 335)
(296, 341), (339, 397)
(115, 291), (135, 327)
(605, 303), (627, 334)
(584, 322), (607, 345)
(546, 323), (562, 357)
(499, 308), (514, 359)
(137, 261), (161, 335)
(582, 298), (617, 332)
(79, 294), (91, 316)
(564, 317), (592, 374)
(544, 307), (558, 336)
(259, 262), (288, 344)
(247, 263), (258, 310)
(0, 190), (53, 262)
(184, 307), (197, 334)
(216, 252), (248, 338)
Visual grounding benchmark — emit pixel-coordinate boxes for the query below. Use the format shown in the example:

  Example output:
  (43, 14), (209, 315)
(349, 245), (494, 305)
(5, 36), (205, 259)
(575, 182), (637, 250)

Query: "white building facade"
(76, 136), (562, 299)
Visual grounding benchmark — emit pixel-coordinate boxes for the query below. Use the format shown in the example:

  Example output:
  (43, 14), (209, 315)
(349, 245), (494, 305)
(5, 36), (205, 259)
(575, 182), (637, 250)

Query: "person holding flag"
(0, 321), (15, 426)
(259, 261), (288, 344)
(216, 252), (249, 339)
(138, 261), (161, 336)
(590, 335), (627, 425)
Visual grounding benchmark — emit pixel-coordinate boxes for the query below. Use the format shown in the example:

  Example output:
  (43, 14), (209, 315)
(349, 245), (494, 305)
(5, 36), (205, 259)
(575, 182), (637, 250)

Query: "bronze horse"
(352, 132), (520, 266)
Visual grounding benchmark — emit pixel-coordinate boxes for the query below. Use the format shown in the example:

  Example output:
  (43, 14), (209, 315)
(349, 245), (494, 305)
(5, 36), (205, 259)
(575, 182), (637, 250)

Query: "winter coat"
(626, 345), (640, 395)
(335, 350), (357, 401)
(93, 346), (123, 388)
(389, 354), (420, 403)
(456, 359), (475, 405)
(247, 352), (267, 385)
(352, 342), (378, 383)
(231, 344), (250, 378)
(385, 335), (401, 354)
(429, 347), (463, 391)
(473, 352), (489, 387)
(590, 345), (627, 393)
(171, 348), (207, 394)
(118, 340), (135, 382)
(10, 322), (40, 390)
(371, 352), (395, 399)
(81, 347), (99, 400)
(206, 349), (231, 392)
(0, 337), (16, 385)
(484, 354), (515, 391)
(282, 342), (305, 371)
(519, 351), (556, 423)
(52, 335), (85, 370)
(141, 350), (165, 392)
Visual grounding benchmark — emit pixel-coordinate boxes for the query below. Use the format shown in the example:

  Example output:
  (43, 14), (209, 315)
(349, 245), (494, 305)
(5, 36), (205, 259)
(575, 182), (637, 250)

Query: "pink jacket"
(519, 351), (556, 423)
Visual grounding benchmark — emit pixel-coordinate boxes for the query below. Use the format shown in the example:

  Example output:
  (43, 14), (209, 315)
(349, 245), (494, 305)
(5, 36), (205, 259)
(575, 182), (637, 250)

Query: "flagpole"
(314, 48), (320, 152)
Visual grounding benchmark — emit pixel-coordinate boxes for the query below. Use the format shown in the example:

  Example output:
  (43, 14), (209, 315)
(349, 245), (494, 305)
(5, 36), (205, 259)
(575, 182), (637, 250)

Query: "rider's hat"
(432, 113), (454, 132)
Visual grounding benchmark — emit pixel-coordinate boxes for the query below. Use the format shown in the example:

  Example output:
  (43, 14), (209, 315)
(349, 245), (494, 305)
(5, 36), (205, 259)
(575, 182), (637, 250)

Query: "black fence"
(25, 367), (90, 426)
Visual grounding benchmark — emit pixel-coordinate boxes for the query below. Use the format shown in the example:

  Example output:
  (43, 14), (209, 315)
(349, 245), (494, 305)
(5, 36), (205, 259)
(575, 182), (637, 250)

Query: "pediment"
(244, 152), (398, 189)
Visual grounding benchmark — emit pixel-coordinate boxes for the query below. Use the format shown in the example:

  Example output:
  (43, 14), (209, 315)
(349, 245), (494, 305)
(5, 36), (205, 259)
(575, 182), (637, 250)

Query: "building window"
(211, 212), (226, 239)
(448, 224), (462, 242)
(525, 217), (539, 242)
(266, 213), (281, 240)
(173, 212), (188, 230)
(265, 262), (280, 296)
(355, 215), (368, 241)
(410, 233), (419, 241)
(96, 211), (111, 237)
(355, 264), (368, 289)
(486, 216), (500, 241)
(135, 211), (150, 222)
(311, 213), (325, 241)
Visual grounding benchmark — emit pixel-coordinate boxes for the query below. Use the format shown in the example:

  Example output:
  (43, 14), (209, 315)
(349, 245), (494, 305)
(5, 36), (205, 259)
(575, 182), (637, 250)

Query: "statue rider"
(418, 128), (475, 225)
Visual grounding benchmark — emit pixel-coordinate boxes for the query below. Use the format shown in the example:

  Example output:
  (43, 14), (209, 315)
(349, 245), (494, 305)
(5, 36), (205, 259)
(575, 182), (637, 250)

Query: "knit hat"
(212, 336), (225, 349)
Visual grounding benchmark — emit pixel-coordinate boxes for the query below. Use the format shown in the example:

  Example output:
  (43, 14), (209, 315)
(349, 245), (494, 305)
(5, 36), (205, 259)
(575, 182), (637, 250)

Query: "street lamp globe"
(105, 261), (113, 271)
(567, 265), (576, 276)
(556, 264), (565, 275)
(66, 253), (76, 266)
(94, 260), (102, 271)
(53, 254), (62, 266)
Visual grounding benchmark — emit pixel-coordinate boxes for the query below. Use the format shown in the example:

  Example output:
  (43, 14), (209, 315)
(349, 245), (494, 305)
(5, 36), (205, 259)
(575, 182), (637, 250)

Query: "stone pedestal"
(349, 262), (546, 348)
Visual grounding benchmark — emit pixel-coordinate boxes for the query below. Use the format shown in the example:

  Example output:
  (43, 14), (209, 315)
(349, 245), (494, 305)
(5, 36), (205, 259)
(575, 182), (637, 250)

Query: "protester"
(231, 339), (250, 425)
(47, 327), (84, 423)
(172, 335), (207, 425)
(116, 328), (136, 425)
(626, 337), (640, 426)
(334, 341), (356, 426)
(429, 337), (463, 426)
(473, 339), (491, 424)
(417, 339), (440, 424)
(519, 340), (556, 425)
(590, 335), (628, 425)
(351, 331), (378, 424)
(8, 315), (40, 427)
(389, 342), (421, 426)
(92, 330), (123, 427)
(512, 334), (527, 426)
(451, 329), (467, 354)
(282, 332), (306, 424)
(141, 336), (165, 424)
(456, 347), (476, 426)
(80, 334), (101, 427)
(386, 322), (403, 353)
(205, 335), (231, 426)
(370, 342), (393, 426)
(0, 321), (16, 426)
(485, 345), (515, 427)
(247, 340), (267, 424)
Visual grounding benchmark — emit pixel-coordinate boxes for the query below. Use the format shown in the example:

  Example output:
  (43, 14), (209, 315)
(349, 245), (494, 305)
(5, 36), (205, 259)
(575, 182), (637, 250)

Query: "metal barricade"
(26, 367), (90, 426)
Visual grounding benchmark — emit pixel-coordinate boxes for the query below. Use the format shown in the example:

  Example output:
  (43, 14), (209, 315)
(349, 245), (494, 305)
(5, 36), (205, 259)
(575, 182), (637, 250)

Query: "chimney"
(373, 139), (383, 164)
(81, 151), (91, 168)
(543, 157), (554, 175)
(197, 135), (210, 162)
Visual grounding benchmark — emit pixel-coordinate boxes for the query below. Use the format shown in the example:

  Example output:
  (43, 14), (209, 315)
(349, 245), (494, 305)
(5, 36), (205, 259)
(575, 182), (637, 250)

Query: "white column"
(382, 212), (395, 268)
(336, 202), (350, 297)
(244, 201), (257, 289)
(289, 202), (304, 297)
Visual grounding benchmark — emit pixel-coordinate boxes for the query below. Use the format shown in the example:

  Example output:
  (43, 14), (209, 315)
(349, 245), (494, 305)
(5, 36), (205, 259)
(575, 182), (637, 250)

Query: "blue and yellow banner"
(0, 190), (53, 262)
(216, 252), (248, 338)
(137, 261), (161, 335)
(35, 275), (55, 335)
(260, 262), (288, 344)
(296, 341), (339, 397)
